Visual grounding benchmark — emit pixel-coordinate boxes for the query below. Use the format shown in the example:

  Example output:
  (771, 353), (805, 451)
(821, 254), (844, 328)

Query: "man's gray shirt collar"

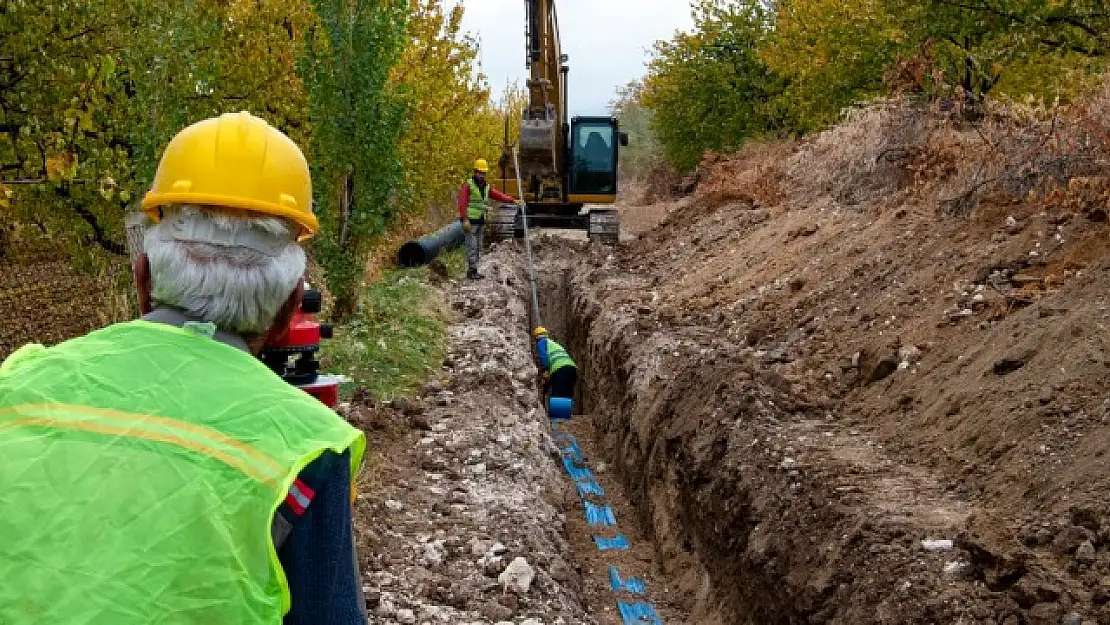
(141, 307), (252, 353)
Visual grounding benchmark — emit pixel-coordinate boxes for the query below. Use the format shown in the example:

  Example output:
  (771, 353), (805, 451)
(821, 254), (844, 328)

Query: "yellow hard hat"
(474, 158), (490, 173)
(141, 111), (318, 241)
(533, 327), (548, 338)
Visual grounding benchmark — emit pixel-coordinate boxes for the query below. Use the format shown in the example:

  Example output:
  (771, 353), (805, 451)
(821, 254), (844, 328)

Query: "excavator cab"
(568, 117), (620, 200)
(492, 116), (627, 244)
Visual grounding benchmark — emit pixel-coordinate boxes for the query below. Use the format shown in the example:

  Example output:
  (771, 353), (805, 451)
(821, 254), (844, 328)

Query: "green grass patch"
(322, 247), (464, 400)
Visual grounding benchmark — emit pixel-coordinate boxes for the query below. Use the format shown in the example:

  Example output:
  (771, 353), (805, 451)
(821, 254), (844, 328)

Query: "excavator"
(488, 0), (628, 245)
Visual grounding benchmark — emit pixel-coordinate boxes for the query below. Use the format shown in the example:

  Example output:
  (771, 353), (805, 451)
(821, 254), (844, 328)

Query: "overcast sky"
(458, 0), (695, 116)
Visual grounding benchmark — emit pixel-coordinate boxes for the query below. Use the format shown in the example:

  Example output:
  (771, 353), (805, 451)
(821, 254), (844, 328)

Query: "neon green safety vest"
(0, 320), (366, 624)
(545, 339), (576, 374)
(467, 177), (491, 220)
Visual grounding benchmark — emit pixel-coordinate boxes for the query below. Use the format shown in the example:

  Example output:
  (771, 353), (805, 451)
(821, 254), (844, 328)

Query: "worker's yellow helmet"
(141, 111), (318, 241)
(474, 158), (490, 173)
(532, 327), (548, 338)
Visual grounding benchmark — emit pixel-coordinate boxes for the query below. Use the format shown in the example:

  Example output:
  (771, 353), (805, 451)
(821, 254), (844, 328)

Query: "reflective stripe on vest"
(0, 320), (365, 624)
(467, 178), (490, 220)
(545, 339), (576, 374)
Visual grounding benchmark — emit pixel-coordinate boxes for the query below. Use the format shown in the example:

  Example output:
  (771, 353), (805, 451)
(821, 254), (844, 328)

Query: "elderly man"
(0, 112), (366, 624)
(458, 157), (518, 280)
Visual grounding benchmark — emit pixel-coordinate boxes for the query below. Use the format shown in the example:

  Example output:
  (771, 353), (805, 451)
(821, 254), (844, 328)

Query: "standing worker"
(458, 157), (518, 280)
(534, 327), (578, 411)
(0, 112), (366, 624)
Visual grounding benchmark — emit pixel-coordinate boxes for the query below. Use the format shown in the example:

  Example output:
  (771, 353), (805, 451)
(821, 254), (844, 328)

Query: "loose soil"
(527, 100), (1110, 624)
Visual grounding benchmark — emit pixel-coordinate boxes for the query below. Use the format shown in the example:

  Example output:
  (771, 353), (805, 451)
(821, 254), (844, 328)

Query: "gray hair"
(143, 205), (306, 335)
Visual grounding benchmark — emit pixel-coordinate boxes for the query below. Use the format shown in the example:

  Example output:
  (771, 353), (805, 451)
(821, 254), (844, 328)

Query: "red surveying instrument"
(259, 286), (341, 409)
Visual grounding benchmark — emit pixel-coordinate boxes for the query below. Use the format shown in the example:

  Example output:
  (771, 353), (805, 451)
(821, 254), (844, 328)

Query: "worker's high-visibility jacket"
(0, 320), (365, 624)
(459, 176), (515, 221)
(537, 337), (576, 375)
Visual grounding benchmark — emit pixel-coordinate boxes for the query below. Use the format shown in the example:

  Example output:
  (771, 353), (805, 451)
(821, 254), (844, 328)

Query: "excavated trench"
(529, 240), (980, 625)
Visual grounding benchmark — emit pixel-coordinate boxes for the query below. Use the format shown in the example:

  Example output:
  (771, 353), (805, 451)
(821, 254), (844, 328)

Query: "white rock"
(520, 620), (543, 625)
(898, 345), (921, 363)
(396, 608), (416, 624)
(944, 560), (970, 576)
(498, 556), (535, 594)
(920, 539), (954, 551)
(375, 596), (395, 616)
(384, 500), (404, 511)
(423, 541), (444, 567)
(487, 542), (508, 557)
(469, 537), (491, 558)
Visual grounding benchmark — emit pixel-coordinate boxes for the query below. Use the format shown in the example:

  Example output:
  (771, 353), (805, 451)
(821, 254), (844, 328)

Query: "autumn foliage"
(635, 0), (1110, 172)
(2, 0), (517, 315)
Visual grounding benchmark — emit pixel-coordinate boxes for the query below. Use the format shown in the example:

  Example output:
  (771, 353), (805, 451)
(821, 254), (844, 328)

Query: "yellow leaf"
(45, 152), (79, 184)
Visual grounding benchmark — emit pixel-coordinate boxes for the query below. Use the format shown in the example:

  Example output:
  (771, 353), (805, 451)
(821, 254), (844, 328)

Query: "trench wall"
(531, 257), (997, 625)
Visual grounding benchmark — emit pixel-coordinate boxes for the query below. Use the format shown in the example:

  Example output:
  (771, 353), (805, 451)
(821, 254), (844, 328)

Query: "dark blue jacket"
(277, 450), (365, 625)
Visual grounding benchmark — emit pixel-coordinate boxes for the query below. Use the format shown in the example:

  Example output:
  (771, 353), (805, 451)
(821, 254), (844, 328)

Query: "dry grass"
(363, 201), (458, 284)
(356, 449), (388, 500)
(681, 77), (1110, 220)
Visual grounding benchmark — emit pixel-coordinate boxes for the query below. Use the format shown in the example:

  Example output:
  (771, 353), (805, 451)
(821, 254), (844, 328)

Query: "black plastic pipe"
(396, 220), (465, 268)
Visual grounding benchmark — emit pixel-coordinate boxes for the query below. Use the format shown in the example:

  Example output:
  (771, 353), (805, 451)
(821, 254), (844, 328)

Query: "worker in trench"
(534, 326), (578, 416)
(458, 157), (518, 280)
(0, 112), (367, 624)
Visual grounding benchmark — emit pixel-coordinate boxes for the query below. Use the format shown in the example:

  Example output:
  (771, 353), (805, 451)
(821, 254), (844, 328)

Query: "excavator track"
(587, 209), (620, 245)
(488, 204), (520, 243)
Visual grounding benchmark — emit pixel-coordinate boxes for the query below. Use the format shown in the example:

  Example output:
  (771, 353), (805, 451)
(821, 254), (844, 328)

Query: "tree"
(390, 0), (499, 219)
(1, 0), (315, 257)
(2, 0), (140, 255)
(300, 0), (410, 319)
(489, 81), (528, 176)
(641, 0), (788, 171)
(608, 80), (659, 180)
(884, 0), (1109, 101)
(762, 0), (907, 130)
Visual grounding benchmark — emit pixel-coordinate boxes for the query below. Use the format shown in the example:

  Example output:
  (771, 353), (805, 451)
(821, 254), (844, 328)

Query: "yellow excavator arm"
(491, 0), (626, 244)
(500, 0), (566, 203)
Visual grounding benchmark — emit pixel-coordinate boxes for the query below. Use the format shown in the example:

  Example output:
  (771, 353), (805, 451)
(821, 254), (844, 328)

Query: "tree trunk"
(338, 172), (352, 249)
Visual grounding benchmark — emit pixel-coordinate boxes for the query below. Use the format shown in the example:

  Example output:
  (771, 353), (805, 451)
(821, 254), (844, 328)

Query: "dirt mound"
(542, 88), (1110, 623)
